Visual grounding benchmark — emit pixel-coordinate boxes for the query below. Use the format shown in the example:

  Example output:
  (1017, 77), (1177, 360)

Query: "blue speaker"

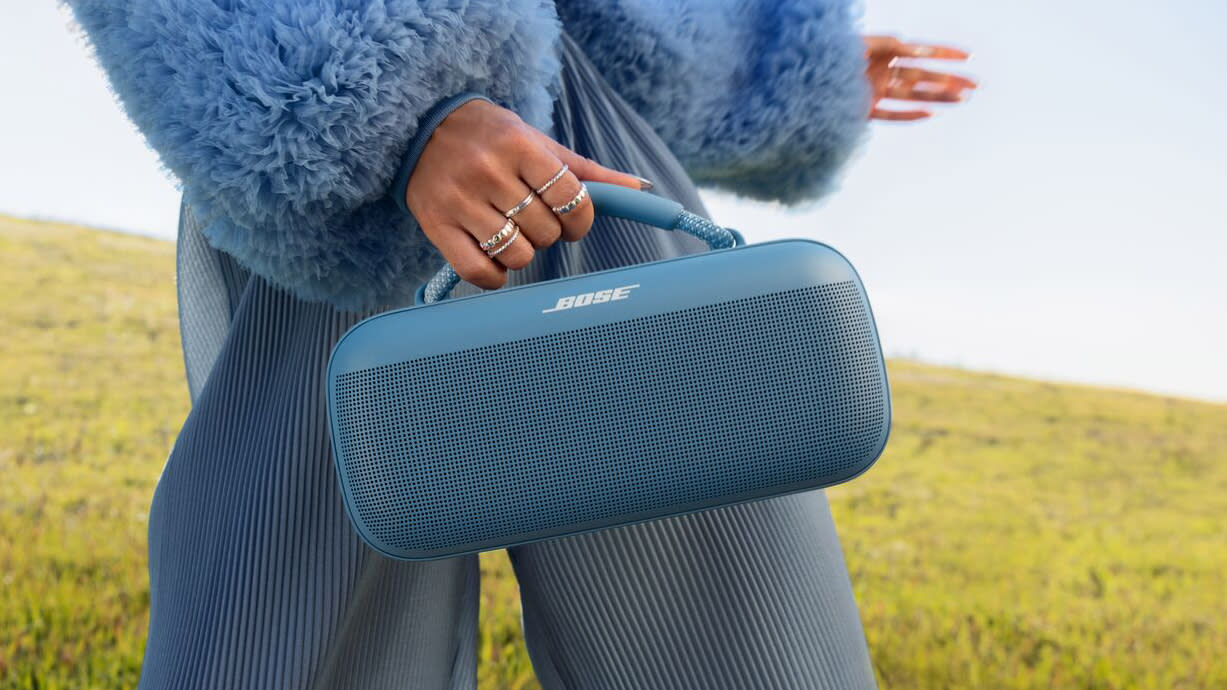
(327, 183), (891, 561)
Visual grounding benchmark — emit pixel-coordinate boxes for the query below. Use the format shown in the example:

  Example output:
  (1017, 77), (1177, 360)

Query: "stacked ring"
(551, 182), (589, 216)
(502, 190), (536, 219)
(535, 164), (569, 196)
(485, 226), (521, 258)
(480, 218), (517, 251)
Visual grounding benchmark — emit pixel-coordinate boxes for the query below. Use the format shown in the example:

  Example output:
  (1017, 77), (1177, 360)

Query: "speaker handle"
(415, 182), (745, 305)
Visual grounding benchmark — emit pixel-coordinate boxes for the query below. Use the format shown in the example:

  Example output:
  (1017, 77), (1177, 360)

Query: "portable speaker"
(327, 183), (891, 561)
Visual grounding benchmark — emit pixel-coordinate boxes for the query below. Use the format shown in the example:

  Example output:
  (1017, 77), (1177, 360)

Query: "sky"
(2, 1), (1224, 403)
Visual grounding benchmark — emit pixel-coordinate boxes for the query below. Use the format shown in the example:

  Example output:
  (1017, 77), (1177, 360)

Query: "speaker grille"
(333, 281), (886, 555)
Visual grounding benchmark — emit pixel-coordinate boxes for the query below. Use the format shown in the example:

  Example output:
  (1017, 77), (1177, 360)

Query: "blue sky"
(2, 1), (1224, 402)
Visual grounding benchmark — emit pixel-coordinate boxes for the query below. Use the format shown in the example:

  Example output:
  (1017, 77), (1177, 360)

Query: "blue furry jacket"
(64, 0), (871, 311)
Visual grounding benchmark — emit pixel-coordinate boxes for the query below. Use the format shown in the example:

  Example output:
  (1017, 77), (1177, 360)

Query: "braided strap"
(675, 211), (738, 250)
(420, 264), (462, 305)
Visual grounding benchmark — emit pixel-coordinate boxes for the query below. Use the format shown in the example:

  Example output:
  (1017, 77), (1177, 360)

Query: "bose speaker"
(327, 183), (891, 561)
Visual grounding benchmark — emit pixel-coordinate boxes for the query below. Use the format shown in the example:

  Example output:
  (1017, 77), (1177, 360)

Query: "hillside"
(2, 214), (1224, 689)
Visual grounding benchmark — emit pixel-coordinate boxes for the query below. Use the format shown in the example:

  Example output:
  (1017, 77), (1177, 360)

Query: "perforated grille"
(333, 281), (887, 555)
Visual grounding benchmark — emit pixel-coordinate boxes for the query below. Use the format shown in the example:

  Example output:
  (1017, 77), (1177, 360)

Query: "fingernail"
(637, 176), (654, 191)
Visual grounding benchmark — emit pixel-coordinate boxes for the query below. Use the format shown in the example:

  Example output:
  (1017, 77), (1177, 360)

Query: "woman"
(64, 1), (974, 687)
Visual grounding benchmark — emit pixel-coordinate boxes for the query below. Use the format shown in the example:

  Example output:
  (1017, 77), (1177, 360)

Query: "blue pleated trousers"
(147, 33), (879, 690)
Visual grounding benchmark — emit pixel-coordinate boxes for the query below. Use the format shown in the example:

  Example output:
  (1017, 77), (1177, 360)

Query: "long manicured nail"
(636, 176), (654, 191)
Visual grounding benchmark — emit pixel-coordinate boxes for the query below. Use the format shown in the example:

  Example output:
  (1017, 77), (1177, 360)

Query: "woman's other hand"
(864, 36), (978, 122)
(406, 99), (646, 290)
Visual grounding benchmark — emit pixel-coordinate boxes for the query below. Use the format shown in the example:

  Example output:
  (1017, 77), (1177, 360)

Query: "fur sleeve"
(62, 0), (562, 311)
(556, 0), (872, 204)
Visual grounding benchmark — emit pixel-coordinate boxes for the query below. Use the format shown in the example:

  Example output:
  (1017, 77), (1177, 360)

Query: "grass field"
(2, 214), (1224, 689)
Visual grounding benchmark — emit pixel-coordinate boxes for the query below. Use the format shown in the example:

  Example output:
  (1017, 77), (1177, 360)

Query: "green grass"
(2, 214), (1224, 689)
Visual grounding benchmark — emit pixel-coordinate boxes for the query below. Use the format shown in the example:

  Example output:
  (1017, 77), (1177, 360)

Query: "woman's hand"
(864, 36), (977, 121)
(406, 99), (645, 290)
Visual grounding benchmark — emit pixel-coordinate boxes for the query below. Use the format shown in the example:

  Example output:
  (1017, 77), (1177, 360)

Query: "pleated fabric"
(154, 32), (877, 690)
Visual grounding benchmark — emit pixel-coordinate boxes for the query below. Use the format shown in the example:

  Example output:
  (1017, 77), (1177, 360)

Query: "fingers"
(892, 67), (978, 92)
(486, 155), (562, 251)
(867, 40), (978, 119)
(896, 42), (970, 60)
(520, 143), (595, 243)
(537, 133), (645, 191)
(501, 186), (562, 249)
(870, 107), (932, 122)
(865, 35), (972, 65)
(453, 200), (536, 272)
(539, 167), (595, 243)
(885, 81), (966, 103)
(882, 66), (976, 106)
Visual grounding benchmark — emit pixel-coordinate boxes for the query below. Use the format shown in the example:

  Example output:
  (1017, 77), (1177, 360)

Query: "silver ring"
(480, 218), (516, 251)
(534, 164), (569, 196)
(502, 190), (536, 219)
(551, 182), (588, 216)
(485, 226), (521, 258)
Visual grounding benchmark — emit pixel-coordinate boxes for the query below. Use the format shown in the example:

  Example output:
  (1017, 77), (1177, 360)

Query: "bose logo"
(542, 284), (640, 313)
